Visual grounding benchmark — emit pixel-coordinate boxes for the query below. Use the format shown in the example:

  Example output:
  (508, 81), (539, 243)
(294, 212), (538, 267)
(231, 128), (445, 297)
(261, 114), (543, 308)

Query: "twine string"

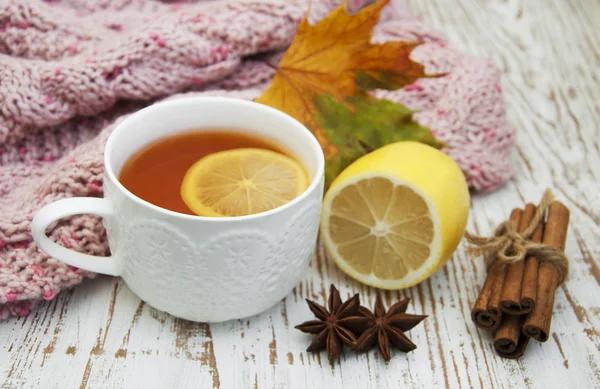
(464, 189), (569, 284)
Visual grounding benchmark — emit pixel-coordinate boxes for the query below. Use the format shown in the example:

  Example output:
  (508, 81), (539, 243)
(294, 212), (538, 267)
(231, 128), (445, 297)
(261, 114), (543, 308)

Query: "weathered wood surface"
(1, 0), (599, 387)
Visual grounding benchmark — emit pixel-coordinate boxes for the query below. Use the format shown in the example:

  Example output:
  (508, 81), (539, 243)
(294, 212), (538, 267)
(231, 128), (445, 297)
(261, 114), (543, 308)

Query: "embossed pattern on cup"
(116, 181), (324, 322)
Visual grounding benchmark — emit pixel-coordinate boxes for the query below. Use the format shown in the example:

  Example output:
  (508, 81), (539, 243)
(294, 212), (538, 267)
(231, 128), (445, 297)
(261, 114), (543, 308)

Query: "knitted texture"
(0, 0), (514, 319)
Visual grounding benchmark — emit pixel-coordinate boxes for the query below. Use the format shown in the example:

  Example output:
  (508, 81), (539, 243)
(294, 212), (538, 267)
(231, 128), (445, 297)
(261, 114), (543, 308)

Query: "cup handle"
(31, 197), (121, 276)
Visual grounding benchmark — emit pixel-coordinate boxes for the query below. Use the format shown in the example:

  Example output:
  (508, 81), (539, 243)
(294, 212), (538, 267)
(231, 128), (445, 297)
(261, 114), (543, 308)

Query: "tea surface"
(119, 130), (284, 214)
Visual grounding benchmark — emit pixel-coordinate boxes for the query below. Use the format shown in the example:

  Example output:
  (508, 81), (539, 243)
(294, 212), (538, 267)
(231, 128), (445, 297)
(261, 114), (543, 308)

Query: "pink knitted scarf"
(0, 0), (514, 319)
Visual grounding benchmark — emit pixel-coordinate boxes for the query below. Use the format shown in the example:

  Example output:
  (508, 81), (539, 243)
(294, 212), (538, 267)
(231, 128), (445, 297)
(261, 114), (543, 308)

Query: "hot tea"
(119, 130), (308, 216)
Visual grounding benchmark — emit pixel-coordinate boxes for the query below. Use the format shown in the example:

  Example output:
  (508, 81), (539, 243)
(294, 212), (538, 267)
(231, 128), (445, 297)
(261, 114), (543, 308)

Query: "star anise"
(295, 285), (371, 361)
(354, 295), (427, 362)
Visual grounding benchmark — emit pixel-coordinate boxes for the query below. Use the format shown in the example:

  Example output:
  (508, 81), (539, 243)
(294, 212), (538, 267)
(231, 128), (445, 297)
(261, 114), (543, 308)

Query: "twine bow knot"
(464, 190), (569, 284)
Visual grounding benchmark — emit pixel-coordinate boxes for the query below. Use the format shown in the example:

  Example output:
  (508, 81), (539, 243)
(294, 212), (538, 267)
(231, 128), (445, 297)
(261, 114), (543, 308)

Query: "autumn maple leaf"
(256, 0), (442, 186)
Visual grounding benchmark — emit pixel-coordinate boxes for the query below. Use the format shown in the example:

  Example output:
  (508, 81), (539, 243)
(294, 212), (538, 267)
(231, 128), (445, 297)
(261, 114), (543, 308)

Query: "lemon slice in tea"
(181, 148), (309, 217)
(320, 141), (470, 289)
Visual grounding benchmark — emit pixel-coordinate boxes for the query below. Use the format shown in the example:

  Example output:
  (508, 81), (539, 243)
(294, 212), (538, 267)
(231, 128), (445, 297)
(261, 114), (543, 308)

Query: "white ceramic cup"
(31, 97), (325, 322)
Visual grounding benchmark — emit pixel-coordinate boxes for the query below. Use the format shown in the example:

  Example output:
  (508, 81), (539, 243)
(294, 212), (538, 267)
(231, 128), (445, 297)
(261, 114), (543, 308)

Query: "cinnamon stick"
(499, 204), (536, 314)
(520, 208), (545, 314)
(493, 315), (530, 359)
(471, 262), (507, 331)
(523, 201), (570, 342)
(471, 209), (522, 331)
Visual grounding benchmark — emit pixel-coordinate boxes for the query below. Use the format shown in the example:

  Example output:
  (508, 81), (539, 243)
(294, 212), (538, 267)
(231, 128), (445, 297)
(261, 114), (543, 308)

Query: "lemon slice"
(321, 141), (470, 289)
(181, 148), (308, 217)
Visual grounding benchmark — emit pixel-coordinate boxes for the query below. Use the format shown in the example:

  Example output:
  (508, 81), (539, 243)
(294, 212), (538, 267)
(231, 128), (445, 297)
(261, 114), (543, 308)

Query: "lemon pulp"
(181, 148), (308, 217)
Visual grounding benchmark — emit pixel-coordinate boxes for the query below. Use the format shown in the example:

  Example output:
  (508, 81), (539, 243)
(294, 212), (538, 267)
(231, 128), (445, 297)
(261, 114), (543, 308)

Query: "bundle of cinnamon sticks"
(468, 192), (570, 358)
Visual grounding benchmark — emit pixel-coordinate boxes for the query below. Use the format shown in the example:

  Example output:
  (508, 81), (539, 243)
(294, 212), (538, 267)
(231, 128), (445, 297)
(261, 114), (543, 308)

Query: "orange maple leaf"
(256, 0), (440, 185)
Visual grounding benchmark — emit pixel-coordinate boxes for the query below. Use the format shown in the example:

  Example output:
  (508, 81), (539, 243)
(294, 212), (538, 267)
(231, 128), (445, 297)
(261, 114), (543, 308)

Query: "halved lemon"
(181, 148), (308, 217)
(321, 141), (470, 289)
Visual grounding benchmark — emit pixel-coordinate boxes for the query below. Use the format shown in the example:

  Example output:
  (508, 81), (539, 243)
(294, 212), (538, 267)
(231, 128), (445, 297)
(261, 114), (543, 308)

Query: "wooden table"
(2, 0), (599, 387)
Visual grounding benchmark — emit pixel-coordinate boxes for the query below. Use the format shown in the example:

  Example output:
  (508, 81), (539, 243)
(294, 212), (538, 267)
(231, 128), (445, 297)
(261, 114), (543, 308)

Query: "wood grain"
(1, 0), (599, 387)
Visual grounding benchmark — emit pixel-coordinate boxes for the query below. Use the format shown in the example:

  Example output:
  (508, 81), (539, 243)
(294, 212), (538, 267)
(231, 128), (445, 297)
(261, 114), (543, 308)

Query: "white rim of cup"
(104, 97), (326, 222)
